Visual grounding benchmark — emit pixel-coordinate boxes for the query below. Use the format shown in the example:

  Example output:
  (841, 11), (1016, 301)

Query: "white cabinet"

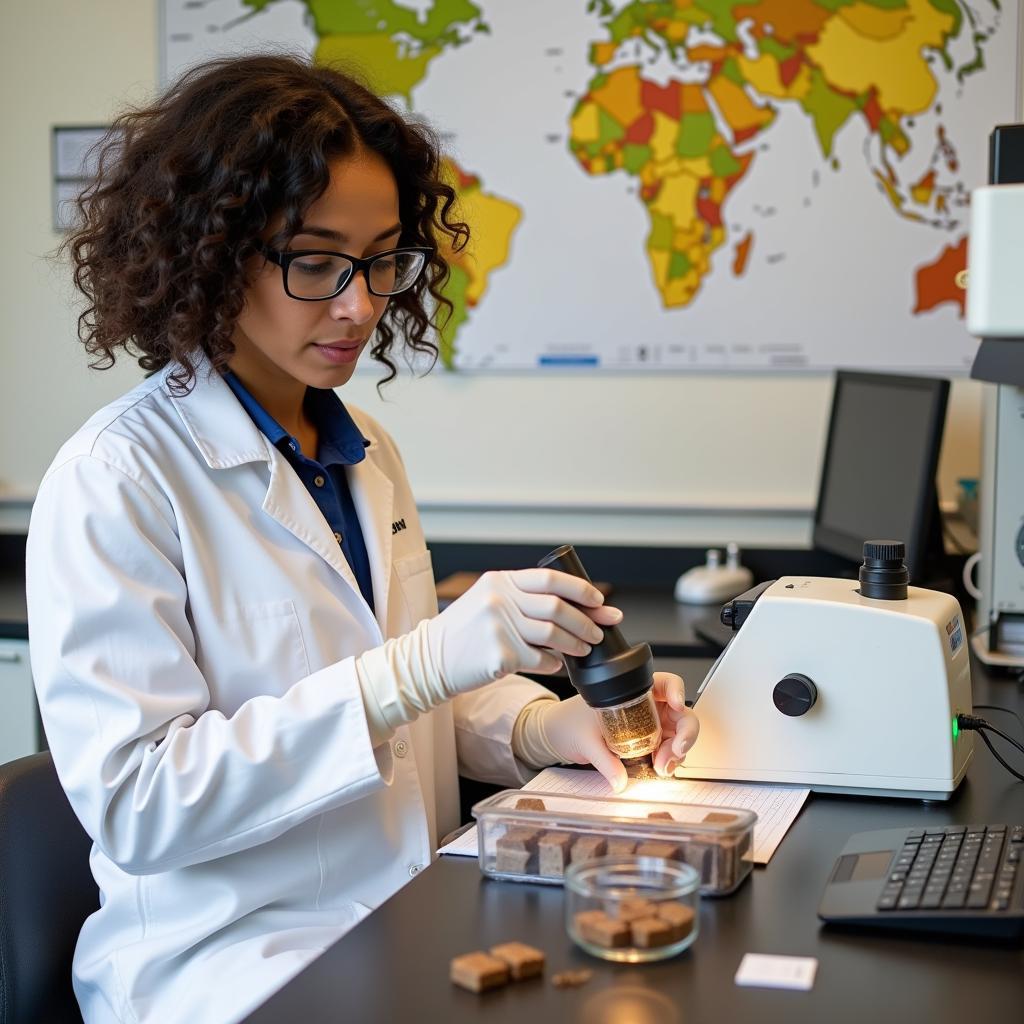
(0, 638), (37, 764)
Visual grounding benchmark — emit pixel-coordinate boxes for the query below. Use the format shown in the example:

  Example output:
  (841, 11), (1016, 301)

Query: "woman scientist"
(26, 54), (699, 1024)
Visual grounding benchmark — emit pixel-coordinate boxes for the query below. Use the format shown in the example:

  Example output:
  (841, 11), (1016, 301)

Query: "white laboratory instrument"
(679, 544), (973, 799)
(967, 124), (1024, 667)
(674, 542), (754, 605)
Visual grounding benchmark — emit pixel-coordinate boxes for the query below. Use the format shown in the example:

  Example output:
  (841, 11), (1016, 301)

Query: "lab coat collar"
(221, 368), (371, 468)
(164, 354), (275, 470)
(164, 352), (380, 469)
(165, 352), (390, 638)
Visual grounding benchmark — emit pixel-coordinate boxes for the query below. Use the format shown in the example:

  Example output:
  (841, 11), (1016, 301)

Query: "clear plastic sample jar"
(595, 690), (662, 759)
(565, 856), (700, 963)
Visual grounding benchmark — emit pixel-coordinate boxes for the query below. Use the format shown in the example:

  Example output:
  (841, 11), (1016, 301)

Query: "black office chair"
(0, 752), (98, 1024)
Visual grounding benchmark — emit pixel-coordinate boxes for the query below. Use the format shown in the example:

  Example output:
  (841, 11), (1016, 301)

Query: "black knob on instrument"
(859, 540), (909, 600)
(773, 674), (818, 717)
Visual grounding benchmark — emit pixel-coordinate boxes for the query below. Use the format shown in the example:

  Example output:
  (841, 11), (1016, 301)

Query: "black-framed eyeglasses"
(258, 243), (432, 301)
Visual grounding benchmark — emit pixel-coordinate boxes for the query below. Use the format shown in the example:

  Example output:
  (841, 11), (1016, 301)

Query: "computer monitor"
(812, 370), (950, 583)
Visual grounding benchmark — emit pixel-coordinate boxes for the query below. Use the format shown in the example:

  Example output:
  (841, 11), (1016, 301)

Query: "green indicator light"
(952, 716), (959, 742)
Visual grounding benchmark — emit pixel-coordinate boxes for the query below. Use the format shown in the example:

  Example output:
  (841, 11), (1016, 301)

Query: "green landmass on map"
(244, 0), (488, 100)
(242, 0), (521, 367)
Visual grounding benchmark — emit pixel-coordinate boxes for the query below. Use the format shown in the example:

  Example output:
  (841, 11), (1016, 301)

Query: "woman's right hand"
(424, 568), (623, 694)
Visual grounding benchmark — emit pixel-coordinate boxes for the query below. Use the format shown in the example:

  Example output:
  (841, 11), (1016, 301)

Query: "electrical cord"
(957, 713), (1024, 782)
(976, 732), (1024, 783)
(972, 703), (1024, 740)
(958, 715), (1024, 755)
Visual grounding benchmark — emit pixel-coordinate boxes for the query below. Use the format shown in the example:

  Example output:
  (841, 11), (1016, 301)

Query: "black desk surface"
(608, 590), (724, 656)
(244, 659), (1024, 1023)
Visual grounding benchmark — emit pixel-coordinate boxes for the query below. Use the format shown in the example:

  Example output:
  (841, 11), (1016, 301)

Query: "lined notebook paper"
(439, 767), (810, 865)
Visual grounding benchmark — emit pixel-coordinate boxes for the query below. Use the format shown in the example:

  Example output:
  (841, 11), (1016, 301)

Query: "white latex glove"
(423, 568), (623, 693)
(512, 673), (700, 793)
(355, 569), (623, 745)
(648, 673), (701, 778)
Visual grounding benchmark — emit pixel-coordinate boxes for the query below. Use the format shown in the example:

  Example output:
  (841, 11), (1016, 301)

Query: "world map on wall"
(163, 0), (1019, 372)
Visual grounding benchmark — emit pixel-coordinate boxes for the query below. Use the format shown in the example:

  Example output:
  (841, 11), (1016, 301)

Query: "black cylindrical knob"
(773, 674), (818, 717)
(859, 539), (909, 600)
(536, 544), (653, 709)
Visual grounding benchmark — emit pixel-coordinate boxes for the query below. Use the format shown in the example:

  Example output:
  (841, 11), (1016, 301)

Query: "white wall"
(0, 0), (157, 504)
(0, 1), (991, 546)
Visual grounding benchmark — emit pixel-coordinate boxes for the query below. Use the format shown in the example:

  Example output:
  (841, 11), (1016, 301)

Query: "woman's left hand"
(650, 672), (700, 779)
(517, 672), (699, 793)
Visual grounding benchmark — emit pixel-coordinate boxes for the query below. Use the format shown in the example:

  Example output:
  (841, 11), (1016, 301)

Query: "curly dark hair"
(60, 53), (468, 394)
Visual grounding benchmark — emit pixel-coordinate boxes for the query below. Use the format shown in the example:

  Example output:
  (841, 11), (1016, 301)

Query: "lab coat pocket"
(393, 550), (437, 627)
(211, 599), (312, 708)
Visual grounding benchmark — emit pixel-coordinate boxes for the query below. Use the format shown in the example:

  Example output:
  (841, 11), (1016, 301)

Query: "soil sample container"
(565, 856), (700, 962)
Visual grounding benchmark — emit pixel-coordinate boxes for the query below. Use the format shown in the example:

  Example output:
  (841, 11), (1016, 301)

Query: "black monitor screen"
(813, 371), (948, 579)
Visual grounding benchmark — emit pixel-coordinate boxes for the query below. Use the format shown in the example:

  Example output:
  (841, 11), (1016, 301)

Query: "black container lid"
(537, 544), (654, 709)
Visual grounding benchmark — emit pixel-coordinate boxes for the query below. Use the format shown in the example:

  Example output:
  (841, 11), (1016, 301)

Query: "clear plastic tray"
(472, 789), (755, 896)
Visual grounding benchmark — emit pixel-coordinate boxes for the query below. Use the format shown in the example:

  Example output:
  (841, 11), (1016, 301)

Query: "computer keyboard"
(819, 825), (1024, 939)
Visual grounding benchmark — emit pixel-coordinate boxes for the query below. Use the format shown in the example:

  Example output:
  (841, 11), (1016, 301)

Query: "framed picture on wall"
(51, 125), (108, 232)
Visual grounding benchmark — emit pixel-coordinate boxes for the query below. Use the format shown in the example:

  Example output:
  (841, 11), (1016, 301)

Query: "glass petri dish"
(565, 855), (700, 963)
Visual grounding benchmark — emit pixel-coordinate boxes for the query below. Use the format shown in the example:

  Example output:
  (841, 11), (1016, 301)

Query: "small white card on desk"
(734, 953), (818, 991)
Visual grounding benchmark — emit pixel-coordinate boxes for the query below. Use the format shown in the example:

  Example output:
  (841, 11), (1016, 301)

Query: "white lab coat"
(25, 354), (552, 1024)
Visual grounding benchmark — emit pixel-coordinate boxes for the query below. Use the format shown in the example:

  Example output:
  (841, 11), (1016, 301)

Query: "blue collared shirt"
(222, 370), (376, 614)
